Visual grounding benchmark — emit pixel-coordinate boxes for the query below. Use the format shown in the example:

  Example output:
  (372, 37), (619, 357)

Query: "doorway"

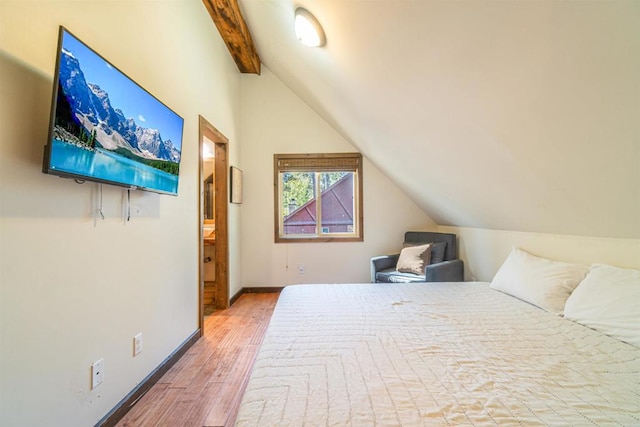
(198, 116), (229, 333)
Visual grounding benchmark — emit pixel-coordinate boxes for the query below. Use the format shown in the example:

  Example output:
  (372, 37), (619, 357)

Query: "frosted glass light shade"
(294, 7), (326, 47)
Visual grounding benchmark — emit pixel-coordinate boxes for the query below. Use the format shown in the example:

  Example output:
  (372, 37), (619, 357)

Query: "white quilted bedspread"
(235, 283), (640, 426)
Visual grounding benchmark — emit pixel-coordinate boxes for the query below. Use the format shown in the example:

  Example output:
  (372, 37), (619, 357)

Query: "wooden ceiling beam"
(202, 0), (261, 75)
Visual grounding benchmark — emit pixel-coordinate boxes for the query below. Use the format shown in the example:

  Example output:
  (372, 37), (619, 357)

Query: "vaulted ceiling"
(224, 0), (639, 239)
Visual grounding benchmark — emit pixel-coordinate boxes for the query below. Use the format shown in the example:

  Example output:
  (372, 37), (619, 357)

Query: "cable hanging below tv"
(42, 26), (184, 196)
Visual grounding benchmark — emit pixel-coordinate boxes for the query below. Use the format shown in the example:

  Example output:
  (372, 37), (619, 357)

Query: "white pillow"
(564, 264), (640, 347)
(490, 247), (589, 315)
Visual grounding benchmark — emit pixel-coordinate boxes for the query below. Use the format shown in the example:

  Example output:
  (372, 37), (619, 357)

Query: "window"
(274, 153), (363, 243)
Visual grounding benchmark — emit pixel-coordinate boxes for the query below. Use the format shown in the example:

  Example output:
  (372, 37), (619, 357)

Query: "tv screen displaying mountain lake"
(48, 28), (184, 195)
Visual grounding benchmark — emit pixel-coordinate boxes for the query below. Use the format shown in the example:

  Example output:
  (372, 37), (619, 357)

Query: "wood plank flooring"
(116, 292), (279, 427)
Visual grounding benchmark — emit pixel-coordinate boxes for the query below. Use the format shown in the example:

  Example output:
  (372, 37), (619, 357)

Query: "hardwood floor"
(116, 292), (279, 427)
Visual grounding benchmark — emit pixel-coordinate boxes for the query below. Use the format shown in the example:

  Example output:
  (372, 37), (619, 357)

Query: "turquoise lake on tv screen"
(50, 139), (179, 194)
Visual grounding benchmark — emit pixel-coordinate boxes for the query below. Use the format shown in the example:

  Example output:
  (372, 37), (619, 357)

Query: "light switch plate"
(91, 358), (104, 389)
(134, 333), (142, 357)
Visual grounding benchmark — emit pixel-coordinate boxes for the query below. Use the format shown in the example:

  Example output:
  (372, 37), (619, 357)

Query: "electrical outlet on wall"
(91, 358), (104, 389)
(298, 264), (305, 274)
(133, 333), (142, 356)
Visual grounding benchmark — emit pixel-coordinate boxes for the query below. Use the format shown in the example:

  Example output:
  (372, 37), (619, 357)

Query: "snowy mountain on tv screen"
(57, 47), (180, 163)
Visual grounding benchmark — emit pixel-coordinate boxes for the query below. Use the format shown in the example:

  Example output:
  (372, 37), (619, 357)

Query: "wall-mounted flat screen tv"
(42, 26), (184, 196)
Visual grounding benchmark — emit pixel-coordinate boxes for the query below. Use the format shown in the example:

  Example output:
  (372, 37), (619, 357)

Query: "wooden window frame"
(274, 153), (364, 243)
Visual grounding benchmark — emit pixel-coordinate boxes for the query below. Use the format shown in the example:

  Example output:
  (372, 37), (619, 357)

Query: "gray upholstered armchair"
(371, 231), (464, 283)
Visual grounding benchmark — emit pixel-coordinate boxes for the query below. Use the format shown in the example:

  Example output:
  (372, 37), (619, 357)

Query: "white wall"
(237, 66), (640, 290)
(239, 67), (435, 286)
(440, 225), (640, 282)
(0, 2), (241, 426)
(240, 0), (640, 240)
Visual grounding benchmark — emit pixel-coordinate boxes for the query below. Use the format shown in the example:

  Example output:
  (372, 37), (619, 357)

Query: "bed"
(235, 279), (640, 426)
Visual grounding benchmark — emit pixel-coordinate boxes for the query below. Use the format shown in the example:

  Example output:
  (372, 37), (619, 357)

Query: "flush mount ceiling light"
(294, 7), (326, 47)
